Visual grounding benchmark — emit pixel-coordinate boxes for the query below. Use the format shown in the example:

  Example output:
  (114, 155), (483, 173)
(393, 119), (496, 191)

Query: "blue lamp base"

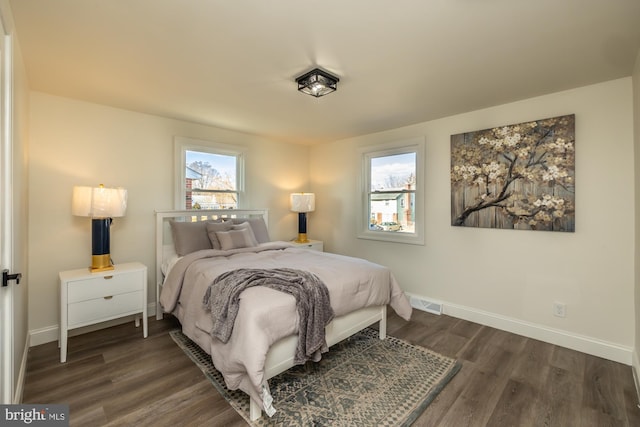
(295, 212), (309, 243)
(90, 218), (113, 272)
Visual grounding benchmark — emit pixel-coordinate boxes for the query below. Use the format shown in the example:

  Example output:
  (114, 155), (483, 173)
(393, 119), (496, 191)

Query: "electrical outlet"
(553, 302), (566, 318)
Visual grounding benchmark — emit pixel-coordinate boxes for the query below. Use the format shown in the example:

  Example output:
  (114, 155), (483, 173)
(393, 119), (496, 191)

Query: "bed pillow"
(230, 217), (271, 243)
(205, 221), (234, 249)
(232, 221), (259, 242)
(216, 227), (259, 250)
(170, 220), (214, 256)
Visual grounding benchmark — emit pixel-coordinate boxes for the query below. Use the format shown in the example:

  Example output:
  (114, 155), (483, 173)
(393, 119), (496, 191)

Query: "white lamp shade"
(290, 193), (315, 213)
(72, 185), (128, 218)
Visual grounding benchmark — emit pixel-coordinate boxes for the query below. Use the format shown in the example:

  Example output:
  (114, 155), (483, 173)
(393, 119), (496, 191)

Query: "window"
(175, 137), (245, 210)
(358, 137), (425, 245)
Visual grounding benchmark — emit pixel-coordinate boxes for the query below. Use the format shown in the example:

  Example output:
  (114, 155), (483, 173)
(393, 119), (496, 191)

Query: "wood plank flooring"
(23, 310), (640, 426)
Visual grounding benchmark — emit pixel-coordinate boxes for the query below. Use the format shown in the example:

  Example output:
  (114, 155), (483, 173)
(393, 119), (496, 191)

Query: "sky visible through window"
(371, 152), (416, 190)
(186, 150), (236, 179)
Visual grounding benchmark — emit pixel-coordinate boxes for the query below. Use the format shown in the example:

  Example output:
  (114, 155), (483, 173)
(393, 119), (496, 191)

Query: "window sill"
(357, 229), (424, 245)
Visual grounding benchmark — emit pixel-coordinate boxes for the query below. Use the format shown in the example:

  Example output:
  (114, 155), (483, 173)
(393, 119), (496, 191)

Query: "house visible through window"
(358, 138), (425, 245)
(369, 152), (416, 233)
(175, 137), (244, 210)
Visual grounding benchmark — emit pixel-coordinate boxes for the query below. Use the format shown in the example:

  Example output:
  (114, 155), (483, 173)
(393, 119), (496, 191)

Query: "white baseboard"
(29, 324), (58, 347)
(408, 292), (633, 365)
(632, 350), (640, 407)
(30, 297), (633, 366)
(29, 302), (157, 347)
(13, 334), (29, 403)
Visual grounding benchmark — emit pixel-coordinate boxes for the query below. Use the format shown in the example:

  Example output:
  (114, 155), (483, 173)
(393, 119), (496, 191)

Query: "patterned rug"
(170, 328), (461, 426)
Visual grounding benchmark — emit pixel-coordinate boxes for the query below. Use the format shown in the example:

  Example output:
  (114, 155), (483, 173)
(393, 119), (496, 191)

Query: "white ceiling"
(9, 0), (640, 145)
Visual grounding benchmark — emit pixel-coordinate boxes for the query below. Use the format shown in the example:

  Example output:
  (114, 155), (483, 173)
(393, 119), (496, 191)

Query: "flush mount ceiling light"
(296, 68), (339, 97)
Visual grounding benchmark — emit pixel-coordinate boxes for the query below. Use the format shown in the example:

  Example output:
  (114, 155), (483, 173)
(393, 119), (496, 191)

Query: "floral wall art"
(451, 114), (575, 232)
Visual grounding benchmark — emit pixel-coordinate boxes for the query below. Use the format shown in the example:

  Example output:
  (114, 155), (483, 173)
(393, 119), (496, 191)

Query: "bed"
(155, 209), (412, 420)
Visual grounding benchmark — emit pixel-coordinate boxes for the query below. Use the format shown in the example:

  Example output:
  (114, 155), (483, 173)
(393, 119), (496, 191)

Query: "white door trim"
(0, 7), (14, 403)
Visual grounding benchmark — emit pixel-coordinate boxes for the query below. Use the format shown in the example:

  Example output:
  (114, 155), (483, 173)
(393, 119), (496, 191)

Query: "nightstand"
(59, 262), (147, 363)
(290, 239), (324, 252)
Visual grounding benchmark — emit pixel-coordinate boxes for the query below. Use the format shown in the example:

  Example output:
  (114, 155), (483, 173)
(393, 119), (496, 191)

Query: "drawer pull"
(104, 276), (113, 280)
(104, 296), (113, 300)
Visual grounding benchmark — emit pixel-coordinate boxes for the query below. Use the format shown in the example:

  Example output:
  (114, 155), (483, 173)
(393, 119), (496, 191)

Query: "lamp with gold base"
(72, 184), (128, 272)
(290, 193), (315, 243)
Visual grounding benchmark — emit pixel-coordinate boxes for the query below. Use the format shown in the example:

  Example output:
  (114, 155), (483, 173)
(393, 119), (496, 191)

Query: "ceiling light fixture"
(296, 68), (339, 98)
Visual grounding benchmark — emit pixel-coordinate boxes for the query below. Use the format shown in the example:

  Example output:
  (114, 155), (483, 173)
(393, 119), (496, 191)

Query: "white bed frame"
(155, 209), (387, 420)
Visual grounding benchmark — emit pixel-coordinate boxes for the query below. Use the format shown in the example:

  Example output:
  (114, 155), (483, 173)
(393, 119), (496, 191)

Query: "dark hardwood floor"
(23, 310), (640, 426)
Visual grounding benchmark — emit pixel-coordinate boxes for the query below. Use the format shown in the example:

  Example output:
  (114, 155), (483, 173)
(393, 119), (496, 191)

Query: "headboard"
(155, 208), (269, 319)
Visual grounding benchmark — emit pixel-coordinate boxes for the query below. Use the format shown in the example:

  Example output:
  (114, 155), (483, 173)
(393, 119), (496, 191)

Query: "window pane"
(358, 137), (424, 245)
(189, 190), (238, 210)
(369, 153), (416, 234)
(185, 150), (238, 209)
(370, 152), (416, 191)
(186, 150), (236, 190)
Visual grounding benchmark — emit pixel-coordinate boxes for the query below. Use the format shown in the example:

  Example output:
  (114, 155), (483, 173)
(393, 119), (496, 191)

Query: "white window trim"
(357, 137), (425, 245)
(174, 136), (246, 210)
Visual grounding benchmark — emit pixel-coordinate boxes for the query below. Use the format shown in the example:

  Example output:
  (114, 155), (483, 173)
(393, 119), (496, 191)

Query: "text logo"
(0, 405), (69, 426)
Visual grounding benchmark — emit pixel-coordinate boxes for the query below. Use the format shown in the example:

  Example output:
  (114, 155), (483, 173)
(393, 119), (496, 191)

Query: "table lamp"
(290, 193), (315, 243)
(72, 184), (127, 272)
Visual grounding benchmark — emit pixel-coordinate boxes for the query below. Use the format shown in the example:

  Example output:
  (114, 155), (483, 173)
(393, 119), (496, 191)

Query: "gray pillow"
(205, 221), (234, 249)
(170, 220), (214, 256)
(230, 217), (271, 243)
(232, 222), (259, 244)
(216, 228), (258, 250)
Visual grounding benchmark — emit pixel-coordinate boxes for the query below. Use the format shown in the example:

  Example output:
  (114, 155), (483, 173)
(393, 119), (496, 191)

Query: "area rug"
(170, 328), (461, 426)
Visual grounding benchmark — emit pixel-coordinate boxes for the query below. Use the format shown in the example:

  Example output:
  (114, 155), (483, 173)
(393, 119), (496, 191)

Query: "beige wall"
(26, 77), (637, 363)
(27, 92), (310, 342)
(311, 78), (635, 362)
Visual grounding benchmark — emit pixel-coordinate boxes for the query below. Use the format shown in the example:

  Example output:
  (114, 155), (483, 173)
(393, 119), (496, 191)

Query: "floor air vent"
(409, 296), (442, 315)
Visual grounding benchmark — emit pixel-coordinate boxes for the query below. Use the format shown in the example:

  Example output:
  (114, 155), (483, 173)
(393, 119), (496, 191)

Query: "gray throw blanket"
(202, 268), (335, 365)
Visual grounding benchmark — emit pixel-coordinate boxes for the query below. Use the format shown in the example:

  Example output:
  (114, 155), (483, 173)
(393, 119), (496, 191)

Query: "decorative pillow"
(216, 228), (259, 250)
(170, 220), (214, 256)
(205, 221), (234, 249)
(232, 221), (259, 243)
(230, 217), (271, 243)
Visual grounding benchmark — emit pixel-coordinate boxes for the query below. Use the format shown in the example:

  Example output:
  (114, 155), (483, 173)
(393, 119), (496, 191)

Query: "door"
(0, 11), (21, 404)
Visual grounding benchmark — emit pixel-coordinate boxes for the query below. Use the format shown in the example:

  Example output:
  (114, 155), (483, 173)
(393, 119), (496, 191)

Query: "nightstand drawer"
(60, 262), (148, 362)
(295, 242), (322, 251)
(67, 290), (143, 327)
(289, 239), (324, 252)
(67, 270), (144, 303)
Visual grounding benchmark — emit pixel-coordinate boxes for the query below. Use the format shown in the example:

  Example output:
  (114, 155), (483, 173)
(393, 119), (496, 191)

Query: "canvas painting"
(451, 114), (575, 232)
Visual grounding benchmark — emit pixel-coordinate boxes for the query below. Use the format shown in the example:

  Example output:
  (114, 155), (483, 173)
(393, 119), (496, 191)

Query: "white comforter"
(160, 242), (412, 408)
